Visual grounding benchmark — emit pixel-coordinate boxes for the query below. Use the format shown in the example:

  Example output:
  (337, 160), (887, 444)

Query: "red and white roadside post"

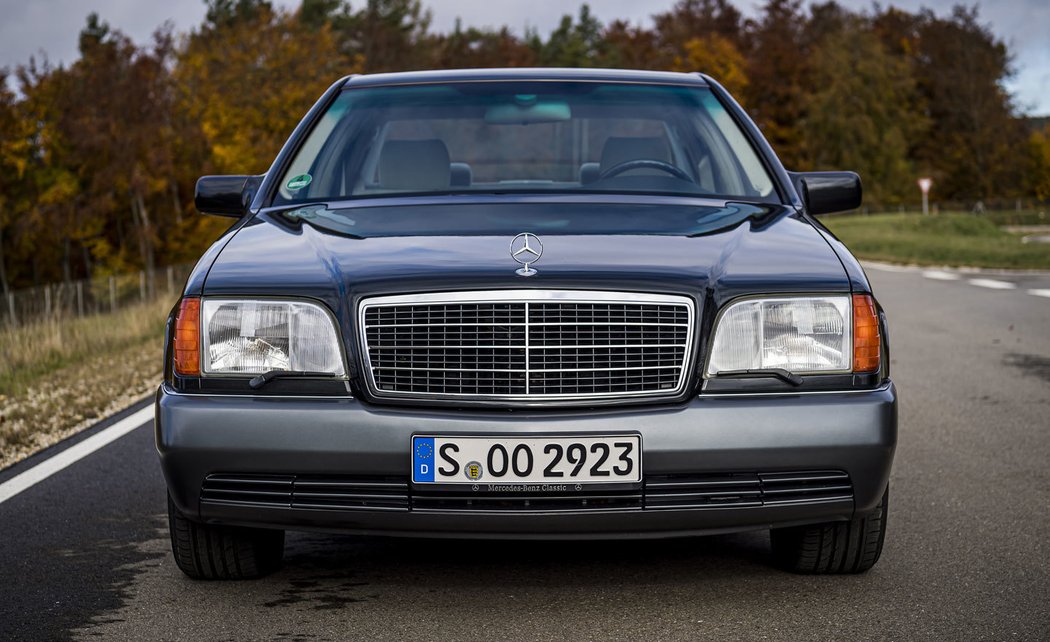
(918, 177), (932, 215)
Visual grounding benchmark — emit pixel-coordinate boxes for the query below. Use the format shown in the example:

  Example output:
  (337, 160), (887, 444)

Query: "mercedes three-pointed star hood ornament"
(510, 232), (543, 276)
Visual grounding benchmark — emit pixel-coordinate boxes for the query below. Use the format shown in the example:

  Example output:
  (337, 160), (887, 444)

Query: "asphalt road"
(1, 264), (1048, 641)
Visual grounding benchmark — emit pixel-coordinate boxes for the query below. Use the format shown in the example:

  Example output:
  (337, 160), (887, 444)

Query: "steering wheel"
(598, 159), (693, 182)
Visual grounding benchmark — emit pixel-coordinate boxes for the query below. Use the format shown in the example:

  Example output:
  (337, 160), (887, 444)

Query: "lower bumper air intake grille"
(201, 474), (409, 511)
(411, 489), (643, 512)
(200, 470), (851, 514)
(644, 470), (853, 509)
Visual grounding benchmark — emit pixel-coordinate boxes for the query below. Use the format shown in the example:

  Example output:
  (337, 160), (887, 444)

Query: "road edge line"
(0, 405), (154, 505)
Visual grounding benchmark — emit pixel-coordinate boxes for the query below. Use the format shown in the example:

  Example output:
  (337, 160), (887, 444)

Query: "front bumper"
(156, 383), (897, 539)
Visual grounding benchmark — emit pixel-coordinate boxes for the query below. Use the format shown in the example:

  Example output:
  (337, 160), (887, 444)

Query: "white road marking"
(0, 406), (153, 505)
(863, 261), (915, 273)
(923, 270), (959, 281)
(968, 278), (1017, 290)
(1029, 289), (1050, 298)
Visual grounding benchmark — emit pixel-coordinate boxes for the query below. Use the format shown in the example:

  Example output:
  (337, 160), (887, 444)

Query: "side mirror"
(790, 171), (862, 215)
(194, 175), (263, 218)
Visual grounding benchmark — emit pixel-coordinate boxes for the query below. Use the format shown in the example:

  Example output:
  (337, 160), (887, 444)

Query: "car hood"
(204, 201), (848, 309)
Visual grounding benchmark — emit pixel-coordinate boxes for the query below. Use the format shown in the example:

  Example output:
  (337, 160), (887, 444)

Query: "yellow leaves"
(672, 35), (749, 98)
(1028, 127), (1050, 201)
(176, 7), (359, 176)
(37, 171), (78, 206)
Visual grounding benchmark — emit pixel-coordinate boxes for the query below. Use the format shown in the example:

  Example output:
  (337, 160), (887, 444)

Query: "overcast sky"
(1, 0), (1047, 114)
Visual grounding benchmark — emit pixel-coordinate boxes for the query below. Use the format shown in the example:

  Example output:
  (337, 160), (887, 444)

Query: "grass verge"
(823, 213), (1050, 270)
(0, 299), (170, 469)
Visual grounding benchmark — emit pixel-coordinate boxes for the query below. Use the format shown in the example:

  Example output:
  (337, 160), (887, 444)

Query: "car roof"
(343, 68), (709, 88)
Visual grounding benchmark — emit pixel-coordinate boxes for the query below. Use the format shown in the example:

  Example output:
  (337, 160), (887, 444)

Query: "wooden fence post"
(44, 285), (51, 318)
(109, 276), (116, 312)
(77, 281), (84, 317)
(139, 271), (146, 302)
(167, 265), (174, 295)
(6, 292), (15, 327)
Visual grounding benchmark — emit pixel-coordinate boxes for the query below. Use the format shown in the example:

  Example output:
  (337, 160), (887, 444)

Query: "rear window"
(275, 81), (776, 205)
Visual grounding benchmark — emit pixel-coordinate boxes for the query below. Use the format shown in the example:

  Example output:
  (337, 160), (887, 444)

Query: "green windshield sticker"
(286, 174), (312, 191)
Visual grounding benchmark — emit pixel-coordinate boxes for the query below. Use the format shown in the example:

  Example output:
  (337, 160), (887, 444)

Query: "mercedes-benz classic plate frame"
(411, 434), (643, 486)
(357, 290), (697, 402)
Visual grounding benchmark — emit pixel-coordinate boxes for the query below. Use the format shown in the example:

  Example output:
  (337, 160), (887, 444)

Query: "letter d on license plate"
(412, 435), (641, 484)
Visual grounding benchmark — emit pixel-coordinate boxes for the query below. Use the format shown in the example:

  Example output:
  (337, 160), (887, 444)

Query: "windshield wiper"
(714, 368), (803, 386)
(248, 370), (339, 390)
(686, 202), (772, 237)
(278, 204), (365, 239)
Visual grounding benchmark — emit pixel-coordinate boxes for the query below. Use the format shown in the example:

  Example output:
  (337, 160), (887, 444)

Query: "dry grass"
(0, 299), (171, 469)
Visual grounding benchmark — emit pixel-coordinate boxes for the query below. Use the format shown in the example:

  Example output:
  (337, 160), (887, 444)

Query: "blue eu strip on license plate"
(413, 436), (436, 482)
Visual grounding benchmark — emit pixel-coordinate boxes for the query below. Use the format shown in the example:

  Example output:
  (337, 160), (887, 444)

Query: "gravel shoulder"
(0, 342), (160, 470)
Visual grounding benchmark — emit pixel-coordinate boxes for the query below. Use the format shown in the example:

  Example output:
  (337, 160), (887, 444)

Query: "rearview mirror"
(790, 171), (862, 215)
(194, 175), (263, 218)
(485, 100), (571, 125)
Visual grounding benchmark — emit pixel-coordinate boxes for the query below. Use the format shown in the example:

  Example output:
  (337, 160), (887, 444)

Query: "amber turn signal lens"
(852, 294), (881, 373)
(174, 297), (201, 376)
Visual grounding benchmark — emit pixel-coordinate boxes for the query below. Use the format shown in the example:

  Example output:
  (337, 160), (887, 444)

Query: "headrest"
(599, 136), (671, 171)
(379, 139), (451, 190)
(450, 162), (473, 187)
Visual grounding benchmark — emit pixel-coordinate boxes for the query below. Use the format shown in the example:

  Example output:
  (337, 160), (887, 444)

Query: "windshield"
(274, 81), (777, 205)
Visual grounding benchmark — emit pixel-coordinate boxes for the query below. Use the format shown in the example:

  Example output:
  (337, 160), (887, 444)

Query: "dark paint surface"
(176, 69), (878, 401)
(200, 201), (852, 365)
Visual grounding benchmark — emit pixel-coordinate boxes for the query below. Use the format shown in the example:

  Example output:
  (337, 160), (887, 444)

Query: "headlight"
(706, 296), (852, 376)
(201, 299), (345, 376)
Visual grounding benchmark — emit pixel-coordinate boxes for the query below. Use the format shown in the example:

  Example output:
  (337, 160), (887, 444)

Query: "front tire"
(770, 486), (888, 574)
(167, 494), (284, 580)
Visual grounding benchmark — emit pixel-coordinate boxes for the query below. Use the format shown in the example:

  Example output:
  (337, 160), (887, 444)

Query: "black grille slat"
(758, 470), (853, 504)
(362, 293), (692, 400)
(645, 471), (853, 509)
(411, 492), (643, 512)
(200, 474), (294, 506)
(201, 474), (409, 511)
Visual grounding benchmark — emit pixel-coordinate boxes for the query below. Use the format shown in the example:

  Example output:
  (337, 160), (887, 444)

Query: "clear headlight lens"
(202, 299), (345, 375)
(706, 296), (851, 375)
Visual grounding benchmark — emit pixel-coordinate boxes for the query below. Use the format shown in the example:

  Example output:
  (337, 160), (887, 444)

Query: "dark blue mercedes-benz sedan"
(157, 68), (895, 579)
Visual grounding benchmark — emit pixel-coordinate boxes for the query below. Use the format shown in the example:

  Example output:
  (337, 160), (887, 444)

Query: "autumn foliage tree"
(0, 0), (1041, 290)
(799, 14), (928, 205)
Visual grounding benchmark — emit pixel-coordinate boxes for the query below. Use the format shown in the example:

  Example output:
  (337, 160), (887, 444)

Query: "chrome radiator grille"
(359, 291), (695, 400)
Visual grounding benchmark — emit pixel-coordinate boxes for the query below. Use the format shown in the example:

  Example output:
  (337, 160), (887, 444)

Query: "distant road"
(1, 265), (1048, 640)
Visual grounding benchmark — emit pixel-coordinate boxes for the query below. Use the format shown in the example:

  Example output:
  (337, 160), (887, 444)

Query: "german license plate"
(411, 435), (641, 484)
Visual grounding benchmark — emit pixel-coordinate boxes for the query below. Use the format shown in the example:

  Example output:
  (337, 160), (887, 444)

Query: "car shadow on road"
(276, 529), (771, 590)
(240, 530), (776, 613)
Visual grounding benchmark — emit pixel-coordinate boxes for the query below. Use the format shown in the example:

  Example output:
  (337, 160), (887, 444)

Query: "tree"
(910, 6), (1025, 200)
(540, 4), (607, 67)
(328, 0), (433, 72)
(741, 0), (812, 168)
(0, 0), (1046, 291)
(1026, 126), (1050, 201)
(653, 0), (744, 59)
(432, 20), (537, 69)
(601, 20), (661, 70)
(799, 17), (927, 206)
(670, 34), (748, 96)
(0, 70), (27, 295)
(177, 4), (355, 175)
